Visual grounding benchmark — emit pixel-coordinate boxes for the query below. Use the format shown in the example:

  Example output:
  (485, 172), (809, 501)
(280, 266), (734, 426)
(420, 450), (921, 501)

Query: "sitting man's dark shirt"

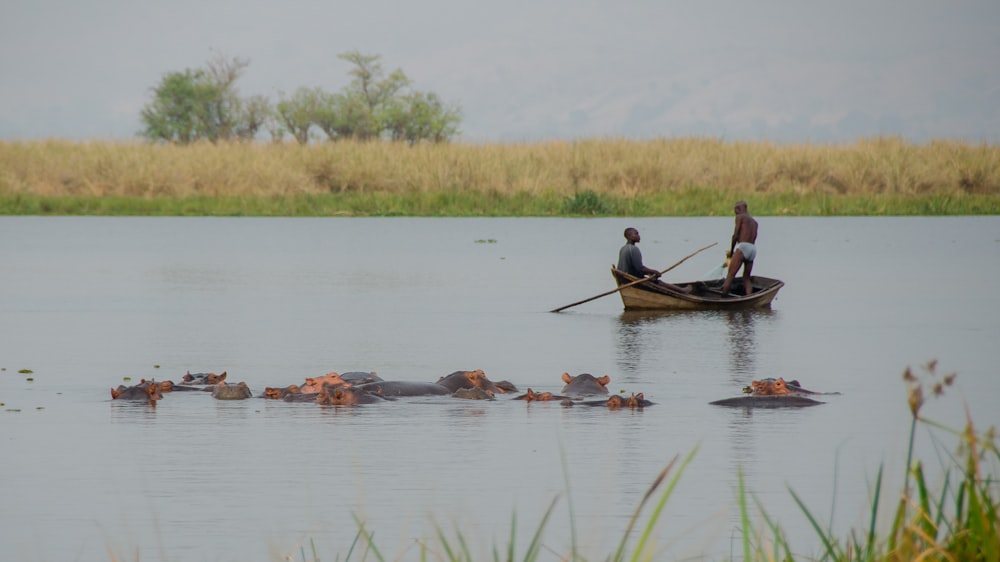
(618, 243), (646, 277)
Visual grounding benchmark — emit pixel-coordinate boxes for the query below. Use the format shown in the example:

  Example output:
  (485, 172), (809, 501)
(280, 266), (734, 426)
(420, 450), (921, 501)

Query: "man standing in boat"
(618, 227), (692, 293)
(720, 200), (758, 296)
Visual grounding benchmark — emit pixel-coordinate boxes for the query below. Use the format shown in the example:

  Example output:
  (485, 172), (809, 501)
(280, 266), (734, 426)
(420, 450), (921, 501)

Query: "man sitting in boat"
(720, 200), (758, 296)
(618, 227), (692, 293)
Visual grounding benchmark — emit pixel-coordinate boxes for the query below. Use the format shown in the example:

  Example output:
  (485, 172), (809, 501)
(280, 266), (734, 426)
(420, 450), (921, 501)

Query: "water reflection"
(109, 400), (159, 424)
(723, 309), (776, 381)
(721, 408), (759, 481)
(615, 311), (664, 373)
(614, 310), (703, 374)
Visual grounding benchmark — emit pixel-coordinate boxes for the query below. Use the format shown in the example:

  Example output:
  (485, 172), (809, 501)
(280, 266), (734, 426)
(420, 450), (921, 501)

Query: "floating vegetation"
(26, 377), (34, 382)
(474, 238), (498, 244)
(18, 368), (33, 373)
(154, 365), (160, 368)
(123, 376), (132, 381)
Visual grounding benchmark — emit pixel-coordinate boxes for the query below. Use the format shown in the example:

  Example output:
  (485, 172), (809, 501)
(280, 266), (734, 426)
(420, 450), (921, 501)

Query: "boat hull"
(612, 267), (784, 311)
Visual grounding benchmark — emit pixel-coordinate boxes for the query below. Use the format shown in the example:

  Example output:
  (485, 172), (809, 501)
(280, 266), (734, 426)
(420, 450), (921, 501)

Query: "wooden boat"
(611, 267), (784, 311)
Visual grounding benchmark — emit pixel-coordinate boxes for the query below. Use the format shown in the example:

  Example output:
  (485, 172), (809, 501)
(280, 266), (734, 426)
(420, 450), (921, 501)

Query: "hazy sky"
(2, 0), (998, 144)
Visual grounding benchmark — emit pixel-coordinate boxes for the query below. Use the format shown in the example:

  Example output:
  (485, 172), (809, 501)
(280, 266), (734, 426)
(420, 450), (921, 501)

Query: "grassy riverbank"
(3, 138), (998, 216)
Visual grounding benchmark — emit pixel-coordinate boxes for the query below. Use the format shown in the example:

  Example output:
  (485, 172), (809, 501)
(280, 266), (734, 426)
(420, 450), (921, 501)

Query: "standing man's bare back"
(721, 200), (758, 296)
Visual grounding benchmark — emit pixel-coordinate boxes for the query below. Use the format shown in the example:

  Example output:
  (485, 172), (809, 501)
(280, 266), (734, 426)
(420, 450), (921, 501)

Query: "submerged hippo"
(352, 380), (452, 397)
(513, 388), (572, 402)
(353, 369), (509, 397)
(453, 387), (495, 400)
(111, 381), (163, 403)
(261, 385), (301, 399)
(570, 392), (653, 409)
(182, 371), (227, 385)
(211, 381), (252, 400)
(560, 373), (611, 397)
(299, 372), (351, 393)
(317, 385), (390, 406)
(340, 371), (384, 385)
(710, 377), (833, 407)
(283, 392), (321, 403)
(436, 370), (511, 394)
(494, 380), (519, 393)
(152, 379), (207, 393)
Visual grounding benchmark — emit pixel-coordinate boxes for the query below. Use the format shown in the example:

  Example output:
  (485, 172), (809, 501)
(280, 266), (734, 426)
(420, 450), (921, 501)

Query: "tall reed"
(3, 138), (997, 203)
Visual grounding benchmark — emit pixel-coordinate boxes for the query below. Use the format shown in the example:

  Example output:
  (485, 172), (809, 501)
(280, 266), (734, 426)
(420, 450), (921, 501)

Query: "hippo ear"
(561, 372), (573, 383)
(598, 375), (611, 386)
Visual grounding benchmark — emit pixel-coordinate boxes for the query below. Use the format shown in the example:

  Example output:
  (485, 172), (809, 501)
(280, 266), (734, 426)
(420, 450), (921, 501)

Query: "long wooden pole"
(549, 242), (717, 313)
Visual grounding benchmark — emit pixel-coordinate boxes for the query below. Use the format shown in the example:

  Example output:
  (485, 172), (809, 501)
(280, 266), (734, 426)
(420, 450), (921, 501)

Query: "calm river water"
(1, 216), (998, 562)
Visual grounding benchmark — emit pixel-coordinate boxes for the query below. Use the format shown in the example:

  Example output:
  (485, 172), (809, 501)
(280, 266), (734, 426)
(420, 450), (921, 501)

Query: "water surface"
(1, 216), (997, 561)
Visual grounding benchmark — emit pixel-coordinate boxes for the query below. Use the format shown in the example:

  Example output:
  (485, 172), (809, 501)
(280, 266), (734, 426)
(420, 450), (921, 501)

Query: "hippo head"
(263, 385), (300, 399)
(604, 392), (648, 409)
(211, 381), (252, 400)
(147, 383), (164, 403)
(626, 392), (646, 408)
(751, 377), (793, 395)
(301, 372), (348, 393)
(183, 371), (227, 384)
(436, 369), (504, 393)
(110, 381), (163, 403)
(525, 388), (557, 401)
(560, 372), (611, 396)
(606, 395), (626, 409)
(318, 386), (368, 406)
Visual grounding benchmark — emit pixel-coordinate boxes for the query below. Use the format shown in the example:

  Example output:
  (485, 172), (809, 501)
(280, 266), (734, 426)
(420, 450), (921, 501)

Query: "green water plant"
(778, 361), (999, 561)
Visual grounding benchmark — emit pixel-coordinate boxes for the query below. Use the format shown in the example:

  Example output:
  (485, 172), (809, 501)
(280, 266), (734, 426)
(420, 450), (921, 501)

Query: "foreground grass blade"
(351, 514), (385, 562)
(738, 469), (751, 562)
(629, 445), (700, 562)
(789, 487), (841, 560)
(610, 455), (678, 562)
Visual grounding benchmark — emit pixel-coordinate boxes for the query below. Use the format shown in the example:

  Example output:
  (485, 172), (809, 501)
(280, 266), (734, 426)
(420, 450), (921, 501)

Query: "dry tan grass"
(2, 137), (997, 199)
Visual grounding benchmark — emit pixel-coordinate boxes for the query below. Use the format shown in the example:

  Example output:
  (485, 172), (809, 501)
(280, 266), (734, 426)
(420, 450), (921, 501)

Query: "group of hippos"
(110, 369), (837, 408)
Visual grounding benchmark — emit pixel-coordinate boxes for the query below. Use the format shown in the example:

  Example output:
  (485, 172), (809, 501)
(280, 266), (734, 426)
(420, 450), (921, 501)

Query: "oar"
(549, 242), (717, 313)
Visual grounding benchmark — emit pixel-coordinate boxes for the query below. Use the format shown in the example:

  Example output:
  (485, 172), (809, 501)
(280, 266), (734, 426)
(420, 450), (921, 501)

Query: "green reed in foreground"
(260, 362), (996, 562)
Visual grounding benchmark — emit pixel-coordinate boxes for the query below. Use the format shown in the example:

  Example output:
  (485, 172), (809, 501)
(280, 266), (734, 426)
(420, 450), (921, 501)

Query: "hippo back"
(353, 380), (452, 397)
(560, 372), (611, 397)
